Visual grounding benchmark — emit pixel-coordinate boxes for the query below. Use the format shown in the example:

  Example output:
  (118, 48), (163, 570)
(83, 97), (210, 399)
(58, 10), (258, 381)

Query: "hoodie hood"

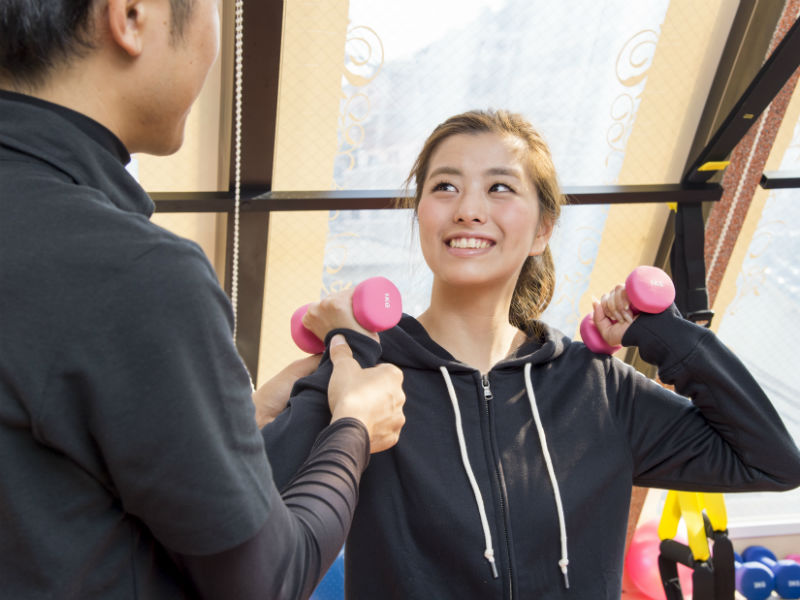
(378, 313), (571, 373)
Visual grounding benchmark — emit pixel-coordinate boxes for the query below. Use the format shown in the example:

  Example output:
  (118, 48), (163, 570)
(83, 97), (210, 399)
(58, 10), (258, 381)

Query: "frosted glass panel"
(335, 0), (669, 189)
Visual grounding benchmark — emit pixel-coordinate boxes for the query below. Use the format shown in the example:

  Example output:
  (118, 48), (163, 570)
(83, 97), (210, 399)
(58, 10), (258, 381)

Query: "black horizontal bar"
(152, 184), (722, 213)
(150, 189), (396, 212)
(151, 191), (234, 212)
(760, 171), (800, 189)
(250, 189), (400, 210)
(562, 183), (722, 205)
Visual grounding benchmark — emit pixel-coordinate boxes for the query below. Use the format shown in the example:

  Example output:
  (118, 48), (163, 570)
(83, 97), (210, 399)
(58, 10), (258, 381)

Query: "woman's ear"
(106, 0), (145, 57)
(529, 217), (554, 256)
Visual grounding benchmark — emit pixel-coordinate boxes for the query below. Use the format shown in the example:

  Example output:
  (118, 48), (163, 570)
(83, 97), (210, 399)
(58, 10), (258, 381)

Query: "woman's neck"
(417, 284), (527, 373)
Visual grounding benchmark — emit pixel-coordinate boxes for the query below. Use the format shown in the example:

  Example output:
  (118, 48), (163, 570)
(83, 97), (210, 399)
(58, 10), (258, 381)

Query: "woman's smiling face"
(417, 131), (552, 292)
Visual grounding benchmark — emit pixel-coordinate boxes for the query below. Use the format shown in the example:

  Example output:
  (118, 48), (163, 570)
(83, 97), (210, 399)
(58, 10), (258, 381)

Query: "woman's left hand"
(592, 284), (636, 350)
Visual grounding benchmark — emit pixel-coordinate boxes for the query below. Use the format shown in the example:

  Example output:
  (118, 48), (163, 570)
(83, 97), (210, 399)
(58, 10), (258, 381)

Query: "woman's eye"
(490, 183), (514, 193)
(432, 181), (456, 192)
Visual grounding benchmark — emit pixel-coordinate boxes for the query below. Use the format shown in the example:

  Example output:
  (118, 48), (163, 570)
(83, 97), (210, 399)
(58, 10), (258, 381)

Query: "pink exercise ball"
(624, 519), (693, 599)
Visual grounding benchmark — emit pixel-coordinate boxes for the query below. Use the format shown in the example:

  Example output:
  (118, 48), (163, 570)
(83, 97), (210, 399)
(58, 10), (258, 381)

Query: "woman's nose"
(454, 188), (487, 223)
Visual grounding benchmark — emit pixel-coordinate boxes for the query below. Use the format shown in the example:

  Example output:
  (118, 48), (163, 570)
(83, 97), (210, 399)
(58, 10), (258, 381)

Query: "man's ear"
(530, 217), (554, 256)
(106, 0), (145, 57)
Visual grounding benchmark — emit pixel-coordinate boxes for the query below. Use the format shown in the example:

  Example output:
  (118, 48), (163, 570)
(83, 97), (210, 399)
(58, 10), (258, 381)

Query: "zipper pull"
(481, 373), (493, 400)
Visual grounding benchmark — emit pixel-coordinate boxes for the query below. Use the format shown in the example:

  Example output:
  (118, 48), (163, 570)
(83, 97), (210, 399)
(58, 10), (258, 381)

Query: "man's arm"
(177, 336), (405, 600)
(262, 330), (389, 488)
(176, 418), (368, 600)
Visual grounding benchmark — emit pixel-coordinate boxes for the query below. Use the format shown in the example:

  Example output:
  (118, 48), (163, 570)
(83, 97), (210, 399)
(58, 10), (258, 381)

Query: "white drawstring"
(524, 362), (570, 589)
(439, 366), (499, 579)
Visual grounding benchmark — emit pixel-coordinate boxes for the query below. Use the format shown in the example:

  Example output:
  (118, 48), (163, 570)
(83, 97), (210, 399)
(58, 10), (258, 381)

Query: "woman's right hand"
(592, 284), (636, 350)
(326, 334), (405, 453)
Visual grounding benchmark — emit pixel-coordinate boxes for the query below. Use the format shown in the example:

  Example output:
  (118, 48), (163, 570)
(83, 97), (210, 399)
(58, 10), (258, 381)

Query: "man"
(0, 1), (405, 598)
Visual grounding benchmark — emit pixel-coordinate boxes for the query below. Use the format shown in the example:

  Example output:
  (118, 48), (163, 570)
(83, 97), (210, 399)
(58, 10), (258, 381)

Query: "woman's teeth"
(448, 238), (491, 249)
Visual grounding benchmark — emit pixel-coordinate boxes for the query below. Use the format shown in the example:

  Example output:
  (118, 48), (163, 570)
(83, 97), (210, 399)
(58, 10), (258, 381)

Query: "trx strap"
(657, 492), (735, 599)
(669, 203), (714, 327)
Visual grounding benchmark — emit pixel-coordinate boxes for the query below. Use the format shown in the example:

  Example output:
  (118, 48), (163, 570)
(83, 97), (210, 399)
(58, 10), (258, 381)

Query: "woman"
(263, 109), (800, 599)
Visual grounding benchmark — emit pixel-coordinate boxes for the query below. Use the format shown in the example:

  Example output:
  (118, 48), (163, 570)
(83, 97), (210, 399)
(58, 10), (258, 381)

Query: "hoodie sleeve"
(177, 418), (369, 600)
(615, 305), (800, 492)
(261, 329), (383, 490)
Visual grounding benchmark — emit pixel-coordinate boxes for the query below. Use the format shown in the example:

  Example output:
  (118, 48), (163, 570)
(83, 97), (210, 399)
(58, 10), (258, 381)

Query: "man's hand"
(253, 354), (322, 428)
(592, 284), (636, 350)
(327, 334), (405, 453)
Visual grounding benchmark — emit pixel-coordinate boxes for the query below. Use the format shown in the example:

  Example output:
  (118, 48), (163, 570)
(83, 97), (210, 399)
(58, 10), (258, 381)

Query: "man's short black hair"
(0, 0), (196, 90)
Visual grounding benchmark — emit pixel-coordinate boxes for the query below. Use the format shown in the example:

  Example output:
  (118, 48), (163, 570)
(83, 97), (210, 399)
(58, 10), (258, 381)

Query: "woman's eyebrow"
(427, 166), (523, 179)
(428, 166), (462, 179)
(485, 167), (523, 178)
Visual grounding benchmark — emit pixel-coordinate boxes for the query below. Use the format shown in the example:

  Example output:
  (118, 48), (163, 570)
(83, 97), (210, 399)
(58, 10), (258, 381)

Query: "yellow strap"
(658, 490), (682, 540)
(658, 491), (721, 561)
(701, 492), (728, 531)
(697, 160), (731, 172)
(679, 492), (710, 560)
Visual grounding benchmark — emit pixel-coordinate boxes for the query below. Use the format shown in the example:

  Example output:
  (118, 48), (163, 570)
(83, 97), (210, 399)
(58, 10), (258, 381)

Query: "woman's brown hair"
(397, 109), (564, 330)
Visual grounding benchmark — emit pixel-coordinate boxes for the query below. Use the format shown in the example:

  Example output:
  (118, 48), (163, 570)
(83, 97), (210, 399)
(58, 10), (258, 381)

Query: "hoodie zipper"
(481, 373), (514, 599)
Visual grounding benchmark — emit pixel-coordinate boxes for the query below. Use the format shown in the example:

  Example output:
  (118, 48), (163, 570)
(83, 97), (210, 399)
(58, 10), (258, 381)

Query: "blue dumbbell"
(734, 551), (776, 600)
(743, 546), (800, 599)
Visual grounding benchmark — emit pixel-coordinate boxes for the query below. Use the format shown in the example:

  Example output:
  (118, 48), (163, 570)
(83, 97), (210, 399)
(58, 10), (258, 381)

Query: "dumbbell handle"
(291, 276), (402, 354)
(580, 265), (675, 354)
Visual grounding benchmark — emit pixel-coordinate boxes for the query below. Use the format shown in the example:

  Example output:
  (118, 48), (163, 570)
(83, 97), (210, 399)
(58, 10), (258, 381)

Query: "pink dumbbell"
(579, 265), (675, 354)
(291, 276), (403, 354)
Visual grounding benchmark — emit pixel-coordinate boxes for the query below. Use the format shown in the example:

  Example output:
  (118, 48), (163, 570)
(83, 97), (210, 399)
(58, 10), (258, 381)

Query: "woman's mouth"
(447, 237), (494, 249)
